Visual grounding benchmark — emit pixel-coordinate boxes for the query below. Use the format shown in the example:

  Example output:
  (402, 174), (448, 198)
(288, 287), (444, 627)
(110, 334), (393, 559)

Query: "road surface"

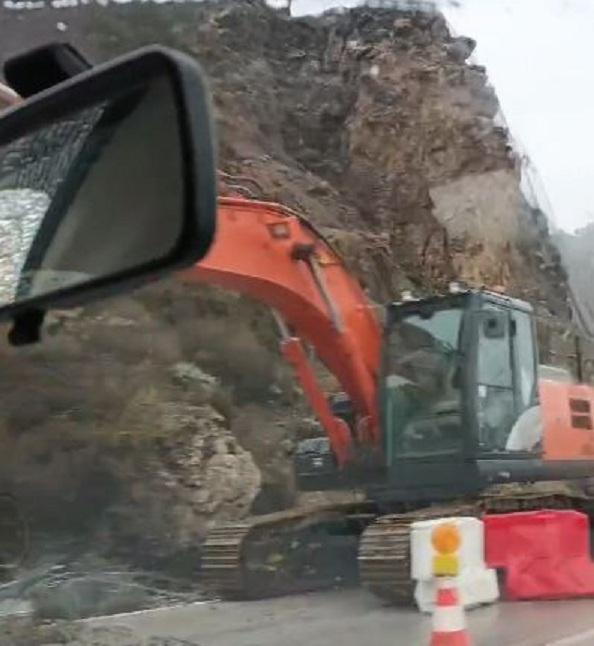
(77, 588), (594, 646)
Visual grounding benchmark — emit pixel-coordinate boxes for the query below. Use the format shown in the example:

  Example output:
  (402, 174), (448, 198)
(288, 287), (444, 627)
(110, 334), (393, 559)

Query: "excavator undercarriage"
(202, 480), (592, 604)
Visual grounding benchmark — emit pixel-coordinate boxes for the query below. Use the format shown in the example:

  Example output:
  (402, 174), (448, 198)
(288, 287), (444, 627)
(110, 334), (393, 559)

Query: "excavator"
(186, 195), (594, 605)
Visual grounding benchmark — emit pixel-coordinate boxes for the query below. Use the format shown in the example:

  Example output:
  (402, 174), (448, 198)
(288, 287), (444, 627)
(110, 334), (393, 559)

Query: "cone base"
(430, 629), (471, 646)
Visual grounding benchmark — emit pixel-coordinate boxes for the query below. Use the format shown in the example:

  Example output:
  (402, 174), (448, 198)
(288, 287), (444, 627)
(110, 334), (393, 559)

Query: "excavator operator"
(388, 320), (459, 403)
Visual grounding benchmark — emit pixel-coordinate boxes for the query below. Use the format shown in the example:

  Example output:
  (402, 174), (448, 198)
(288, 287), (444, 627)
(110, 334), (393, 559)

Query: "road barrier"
(484, 509), (594, 600)
(411, 516), (499, 613)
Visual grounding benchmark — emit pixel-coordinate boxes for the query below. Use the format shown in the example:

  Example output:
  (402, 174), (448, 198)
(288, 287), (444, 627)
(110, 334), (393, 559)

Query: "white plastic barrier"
(410, 516), (499, 613)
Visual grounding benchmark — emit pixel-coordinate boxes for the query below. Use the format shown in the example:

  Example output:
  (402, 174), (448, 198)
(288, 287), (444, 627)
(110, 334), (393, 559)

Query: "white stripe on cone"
(433, 605), (467, 633)
(432, 577), (468, 634)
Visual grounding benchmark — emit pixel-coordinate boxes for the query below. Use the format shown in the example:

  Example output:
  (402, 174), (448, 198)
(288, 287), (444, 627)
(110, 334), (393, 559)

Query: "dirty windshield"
(2, 0), (594, 644)
(386, 308), (463, 456)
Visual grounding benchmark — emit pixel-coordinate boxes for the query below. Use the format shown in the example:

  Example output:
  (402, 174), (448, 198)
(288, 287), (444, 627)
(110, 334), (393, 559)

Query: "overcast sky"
(285, 0), (594, 233)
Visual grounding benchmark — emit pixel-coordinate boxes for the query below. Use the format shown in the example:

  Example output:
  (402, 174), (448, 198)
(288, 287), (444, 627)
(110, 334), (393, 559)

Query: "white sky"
(284, 0), (594, 233)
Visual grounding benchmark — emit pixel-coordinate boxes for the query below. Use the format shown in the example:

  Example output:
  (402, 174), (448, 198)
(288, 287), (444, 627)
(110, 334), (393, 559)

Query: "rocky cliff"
(554, 224), (594, 336)
(1, 0), (570, 310)
(0, 0), (573, 583)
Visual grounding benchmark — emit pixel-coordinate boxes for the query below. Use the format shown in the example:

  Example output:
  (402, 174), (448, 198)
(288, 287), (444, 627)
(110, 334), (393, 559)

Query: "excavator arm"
(180, 197), (382, 466)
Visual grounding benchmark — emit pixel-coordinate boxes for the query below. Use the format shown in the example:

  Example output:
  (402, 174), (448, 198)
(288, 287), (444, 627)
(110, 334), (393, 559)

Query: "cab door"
(474, 306), (540, 454)
(475, 306), (517, 453)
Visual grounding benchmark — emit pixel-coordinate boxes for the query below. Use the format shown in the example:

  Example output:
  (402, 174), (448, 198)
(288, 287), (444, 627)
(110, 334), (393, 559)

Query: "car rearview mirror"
(0, 46), (216, 327)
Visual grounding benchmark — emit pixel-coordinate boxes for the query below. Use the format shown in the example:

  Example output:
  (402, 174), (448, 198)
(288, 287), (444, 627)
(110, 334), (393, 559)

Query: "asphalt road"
(76, 589), (594, 646)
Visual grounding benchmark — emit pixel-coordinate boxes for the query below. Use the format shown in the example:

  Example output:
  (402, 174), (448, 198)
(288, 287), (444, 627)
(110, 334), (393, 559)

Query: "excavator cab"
(379, 288), (540, 500)
(296, 286), (544, 497)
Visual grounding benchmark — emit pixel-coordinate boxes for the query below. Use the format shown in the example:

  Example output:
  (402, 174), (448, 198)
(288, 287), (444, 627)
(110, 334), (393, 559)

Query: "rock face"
(81, 0), (568, 313)
(0, 0), (570, 311)
(0, 292), (265, 570)
(105, 400), (261, 560)
(554, 224), (594, 335)
(0, 0), (574, 569)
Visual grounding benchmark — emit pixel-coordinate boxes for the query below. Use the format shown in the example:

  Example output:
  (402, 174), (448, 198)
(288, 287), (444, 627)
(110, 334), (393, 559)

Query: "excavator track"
(358, 482), (586, 606)
(358, 503), (478, 606)
(202, 501), (375, 599)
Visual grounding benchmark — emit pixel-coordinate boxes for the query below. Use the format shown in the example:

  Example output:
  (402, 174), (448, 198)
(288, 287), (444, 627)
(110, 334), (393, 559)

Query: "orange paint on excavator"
(540, 379), (594, 460)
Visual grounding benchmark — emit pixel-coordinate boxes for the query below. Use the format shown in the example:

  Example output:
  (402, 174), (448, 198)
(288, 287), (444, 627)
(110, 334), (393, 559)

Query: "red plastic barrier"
(484, 510), (594, 600)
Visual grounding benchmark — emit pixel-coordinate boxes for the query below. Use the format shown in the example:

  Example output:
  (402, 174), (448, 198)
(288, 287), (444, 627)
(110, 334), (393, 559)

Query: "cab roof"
(388, 287), (534, 317)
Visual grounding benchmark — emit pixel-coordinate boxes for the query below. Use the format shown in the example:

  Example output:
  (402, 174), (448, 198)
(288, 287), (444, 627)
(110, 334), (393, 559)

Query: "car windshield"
(2, 1), (594, 644)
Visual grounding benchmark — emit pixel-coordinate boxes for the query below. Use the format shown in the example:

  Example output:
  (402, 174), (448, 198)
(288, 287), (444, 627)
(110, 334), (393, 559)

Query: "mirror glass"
(0, 74), (184, 307)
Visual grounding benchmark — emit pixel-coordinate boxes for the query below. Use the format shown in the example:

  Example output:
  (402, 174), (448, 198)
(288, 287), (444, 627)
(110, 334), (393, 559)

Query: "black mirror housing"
(4, 42), (92, 97)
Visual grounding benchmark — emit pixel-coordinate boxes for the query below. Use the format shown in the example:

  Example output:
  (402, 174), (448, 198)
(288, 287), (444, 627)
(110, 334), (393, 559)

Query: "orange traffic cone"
(429, 576), (471, 646)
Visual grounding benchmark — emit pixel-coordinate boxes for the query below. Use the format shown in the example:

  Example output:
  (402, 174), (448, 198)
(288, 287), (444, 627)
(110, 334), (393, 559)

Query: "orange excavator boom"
(180, 197), (382, 465)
